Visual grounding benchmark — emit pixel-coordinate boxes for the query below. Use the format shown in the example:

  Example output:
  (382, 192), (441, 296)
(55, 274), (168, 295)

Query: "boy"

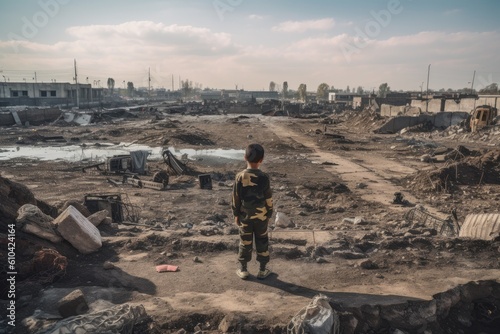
(232, 143), (273, 280)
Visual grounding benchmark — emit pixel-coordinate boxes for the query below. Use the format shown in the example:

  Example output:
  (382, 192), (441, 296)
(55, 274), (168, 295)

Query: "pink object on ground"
(156, 264), (179, 272)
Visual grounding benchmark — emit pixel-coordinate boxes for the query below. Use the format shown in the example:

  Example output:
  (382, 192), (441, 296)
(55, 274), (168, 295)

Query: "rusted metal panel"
(459, 213), (500, 240)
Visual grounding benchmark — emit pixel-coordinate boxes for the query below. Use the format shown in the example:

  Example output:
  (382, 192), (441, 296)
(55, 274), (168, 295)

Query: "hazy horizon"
(1, 0), (499, 92)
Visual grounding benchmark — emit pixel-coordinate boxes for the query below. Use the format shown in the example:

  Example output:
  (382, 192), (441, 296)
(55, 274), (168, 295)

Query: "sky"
(0, 0), (499, 92)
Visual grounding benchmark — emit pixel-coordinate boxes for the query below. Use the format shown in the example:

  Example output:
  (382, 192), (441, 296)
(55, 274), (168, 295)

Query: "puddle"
(0, 143), (244, 162)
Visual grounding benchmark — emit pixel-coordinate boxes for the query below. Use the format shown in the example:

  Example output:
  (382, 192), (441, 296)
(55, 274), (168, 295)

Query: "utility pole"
(171, 74), (174, 91)
(32, 72), (37, 106)
(470, 70), (476, 94)
(425, 64), (431, 113)
(74, 59), (80, 108)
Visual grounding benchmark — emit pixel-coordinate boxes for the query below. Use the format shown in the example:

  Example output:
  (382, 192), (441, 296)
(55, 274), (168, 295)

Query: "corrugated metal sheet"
(459, 213), (500, 240)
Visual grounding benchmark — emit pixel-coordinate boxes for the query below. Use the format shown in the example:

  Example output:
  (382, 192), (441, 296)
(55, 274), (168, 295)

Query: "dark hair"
(245, 143), (264, 163)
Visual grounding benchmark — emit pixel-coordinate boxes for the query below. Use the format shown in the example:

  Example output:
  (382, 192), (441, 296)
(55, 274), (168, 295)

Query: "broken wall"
(444, 98), (477, 112)
(0, 108), (62, 126)
(374, 112), (469, 134)
(410, 99), (444, 112)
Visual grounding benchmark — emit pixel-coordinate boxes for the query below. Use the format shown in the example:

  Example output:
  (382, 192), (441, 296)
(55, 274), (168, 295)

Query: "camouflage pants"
(238, 219), (269, 266)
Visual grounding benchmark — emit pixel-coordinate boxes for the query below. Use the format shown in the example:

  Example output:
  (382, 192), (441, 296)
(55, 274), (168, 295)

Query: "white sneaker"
(236, 269), (249, 279)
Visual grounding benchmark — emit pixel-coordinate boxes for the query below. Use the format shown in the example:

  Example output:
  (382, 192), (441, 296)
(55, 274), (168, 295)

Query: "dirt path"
(264, 119), (445, 217)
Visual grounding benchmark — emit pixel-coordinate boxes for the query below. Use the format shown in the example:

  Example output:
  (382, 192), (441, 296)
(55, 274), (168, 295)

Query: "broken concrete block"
(57, 289), (89, 318)
(87, 210), (109, 227)
(54, 205), (102, 254)
(62, 200), (91, 217)
(16, 204), (62, 243)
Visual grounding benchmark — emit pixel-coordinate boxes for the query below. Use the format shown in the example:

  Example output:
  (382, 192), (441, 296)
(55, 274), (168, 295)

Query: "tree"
(282, 81), (288, 98)
(356, 86), (364, 94)
(107, 78), (115, 96)
(479, 83), (498, 94)
(378, 83), (390, 98)
(127, 82), (134, 97)
(269, 81), (276, 92)
(181, 79), (193, 97)
(316, 83), (330, 100)
(297, 83), (307, 102)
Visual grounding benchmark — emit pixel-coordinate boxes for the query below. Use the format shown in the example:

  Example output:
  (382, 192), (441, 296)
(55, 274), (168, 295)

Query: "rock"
(54, 205), (102, 254)
(103, 261), (115, 270)
(375, 273), (384, 279)
(16, 204), (62, 243)
(57, 289), (89, 318)
(333, 183), (350, 194)
(275, 212), (295, 228)
(87, 210), (109, 227)
(62, 200), (91, 217)
(420, 154), (432, 163)
(332, 251), (367, 259)
(316, 257), (328, 264)
(198, 226), (220, 236)
(353, 217), (369, 225)
(101, 217), (113, 225)
(193, 256), (202, 263)
(218, 314), (243, 333)
(360, 260), (379, 270)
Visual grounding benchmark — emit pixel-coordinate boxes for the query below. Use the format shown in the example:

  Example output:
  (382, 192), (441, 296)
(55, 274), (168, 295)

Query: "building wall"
(0, 82), (97, 107)
(443, 98), (476, 112)
(411, 96), (499, 113)
(477, 95), (500, 109)
(410, 99), (443, 112)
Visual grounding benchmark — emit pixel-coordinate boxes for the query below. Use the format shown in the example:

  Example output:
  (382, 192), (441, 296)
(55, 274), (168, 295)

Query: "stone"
(420, 154), (432, 163)
(16, 204), (62, 243)
(332, 251), (367, 259)
(57, 289), (89, 318)
(275, 212), (295, 228)
(353, 217), (369, 225)
(193, 256), (202, 263)
(87, 210), (109, 227)
(103, 261), (115, 270)
(360, 260), (379, 270)
(54, 205), (102, 254)
(316, 257), (328, 264)
(62, 200), (91, 217)
(219, 314), (243, 333)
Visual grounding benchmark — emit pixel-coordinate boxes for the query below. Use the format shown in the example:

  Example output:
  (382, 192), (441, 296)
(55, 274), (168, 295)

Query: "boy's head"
(245, 143), (264, 163)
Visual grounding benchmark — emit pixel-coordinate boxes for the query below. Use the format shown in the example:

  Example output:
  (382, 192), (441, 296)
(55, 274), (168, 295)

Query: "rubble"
(1, 104), (500, 333)
(53, 205), (102, 254)
(16, 204), (62, 243)
(57, 289), (89, 318)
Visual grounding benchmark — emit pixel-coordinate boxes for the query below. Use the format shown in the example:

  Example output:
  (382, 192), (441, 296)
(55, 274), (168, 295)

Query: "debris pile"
(406, 149), (500, 194)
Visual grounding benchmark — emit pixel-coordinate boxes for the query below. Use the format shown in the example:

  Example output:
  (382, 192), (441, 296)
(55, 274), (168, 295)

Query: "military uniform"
(232, 168), (273, 267)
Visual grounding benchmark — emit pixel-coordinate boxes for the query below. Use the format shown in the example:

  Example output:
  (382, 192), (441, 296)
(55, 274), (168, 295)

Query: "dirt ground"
(1, 108), (499, 333)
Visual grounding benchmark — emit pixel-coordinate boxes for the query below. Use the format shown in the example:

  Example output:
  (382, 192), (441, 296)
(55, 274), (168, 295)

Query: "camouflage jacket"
(232, 168), (273, 222)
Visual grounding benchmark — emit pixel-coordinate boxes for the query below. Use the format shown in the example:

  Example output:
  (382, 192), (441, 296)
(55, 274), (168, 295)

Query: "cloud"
(272, 18), (335, 33)
(0, 21), (499, 91)
(248, 14), (264, 20)
(66, 21), (234, 54)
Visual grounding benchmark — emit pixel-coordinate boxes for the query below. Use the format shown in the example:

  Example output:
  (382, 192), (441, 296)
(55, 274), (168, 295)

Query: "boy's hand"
(234, 216), (240, 226)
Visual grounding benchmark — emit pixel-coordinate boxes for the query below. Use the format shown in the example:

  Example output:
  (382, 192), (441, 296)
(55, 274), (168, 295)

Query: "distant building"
(328, 92), (363, 106)
(0, 81), (101, 107)
(220, 90), (279, 102)
(200, 90), (223, 100)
